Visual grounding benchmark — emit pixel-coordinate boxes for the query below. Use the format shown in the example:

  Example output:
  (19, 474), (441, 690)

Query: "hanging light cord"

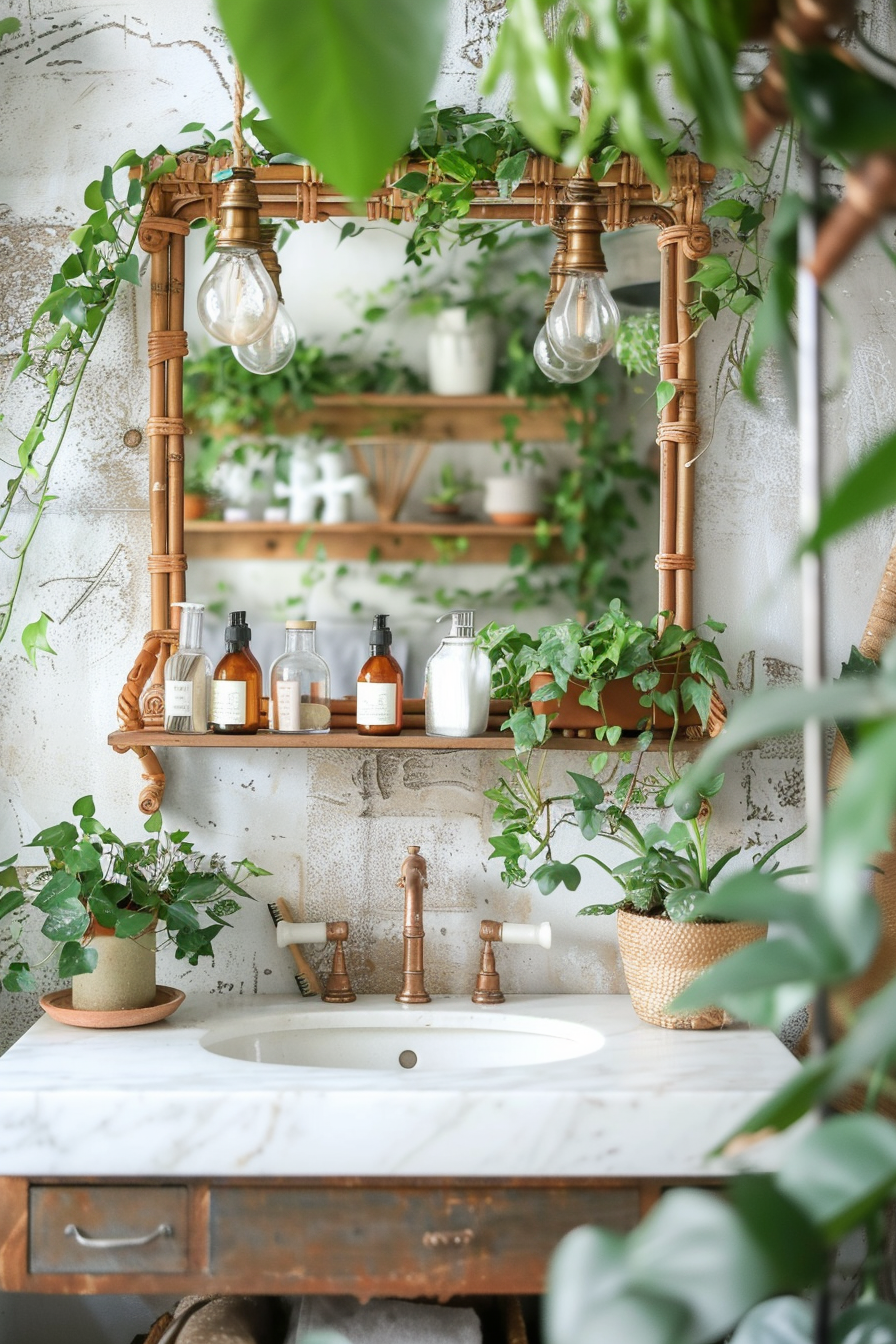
(231, 62), (246, 169)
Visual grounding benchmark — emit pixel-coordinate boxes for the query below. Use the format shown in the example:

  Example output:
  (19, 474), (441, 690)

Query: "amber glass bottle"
(210, 611), (262, 735)
(356, 614), (403, 736)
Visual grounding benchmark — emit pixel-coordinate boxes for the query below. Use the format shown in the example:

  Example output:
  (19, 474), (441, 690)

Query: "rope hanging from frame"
(231, 62), (246, 169)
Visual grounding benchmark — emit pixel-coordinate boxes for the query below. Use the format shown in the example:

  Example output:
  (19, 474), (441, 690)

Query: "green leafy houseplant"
(0, 795), (268, 993)
(480, 604), (728, 754)
(573, 784), (804, 1032)
(425, 464), (476, 511)
(478, 607), (729, 892)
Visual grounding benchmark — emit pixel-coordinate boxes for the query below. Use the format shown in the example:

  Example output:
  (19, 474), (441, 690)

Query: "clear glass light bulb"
(196, 248), (279, 346)
(546, 272), (620, 365)
(233, 301), (297, 375)
(533, 322), (601, 384)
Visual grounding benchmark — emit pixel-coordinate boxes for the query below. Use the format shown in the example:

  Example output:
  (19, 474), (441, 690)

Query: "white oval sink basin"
(200, 1007), (604, 1072)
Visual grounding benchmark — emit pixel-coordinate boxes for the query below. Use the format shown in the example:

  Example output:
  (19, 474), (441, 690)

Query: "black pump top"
(369, 613), (392, 650)
(225, 610), (251, 650)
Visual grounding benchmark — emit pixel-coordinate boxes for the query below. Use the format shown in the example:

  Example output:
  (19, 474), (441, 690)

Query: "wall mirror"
(175, 219), (661, 692)
(114, 151), (714, 808)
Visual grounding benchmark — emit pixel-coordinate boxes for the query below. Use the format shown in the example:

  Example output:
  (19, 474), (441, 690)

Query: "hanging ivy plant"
(1, 147), (179, 664)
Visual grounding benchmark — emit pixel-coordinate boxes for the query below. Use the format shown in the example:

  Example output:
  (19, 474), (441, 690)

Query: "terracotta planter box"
(530, 661), (702, 733)
(617, 908), (766, 1030)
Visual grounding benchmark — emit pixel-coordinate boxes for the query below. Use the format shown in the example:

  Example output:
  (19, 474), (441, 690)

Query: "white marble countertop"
(0, 994), (800, 1179)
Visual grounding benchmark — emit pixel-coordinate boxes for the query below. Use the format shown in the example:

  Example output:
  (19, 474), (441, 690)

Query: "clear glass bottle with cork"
(424, 609), (491, 737)
(357, 614), (403, 736)
(270, 620), (331, 734)
(164, 602), (213, 734)
(210, 610), (262, 735)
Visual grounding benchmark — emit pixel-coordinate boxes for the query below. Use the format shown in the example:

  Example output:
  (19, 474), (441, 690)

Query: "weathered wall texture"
(1, 0), (894, 1073)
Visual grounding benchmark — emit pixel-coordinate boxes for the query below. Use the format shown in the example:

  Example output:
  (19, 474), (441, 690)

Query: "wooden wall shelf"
(184, 520), (564, 564)
(197, 393), (589, 445)
(108, 729), (700, 753)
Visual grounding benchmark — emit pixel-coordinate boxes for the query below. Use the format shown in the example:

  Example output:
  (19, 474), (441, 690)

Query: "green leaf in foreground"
(214, 0), (449, 199)
(21, 612), (57, 667)
(802, 428), (896, 554)
(58, 941), (98, 979)
(2, 962), (37, 993)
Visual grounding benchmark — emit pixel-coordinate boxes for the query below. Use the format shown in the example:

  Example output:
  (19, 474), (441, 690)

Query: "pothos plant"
(0, 795), (268, 991)
(478, 606), (729, 890)
(1, 146), (179, 665)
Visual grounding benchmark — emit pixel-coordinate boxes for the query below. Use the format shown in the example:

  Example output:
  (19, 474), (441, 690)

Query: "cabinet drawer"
(30, 1185), (189, 1274)
(210, 1185), (638, 1295)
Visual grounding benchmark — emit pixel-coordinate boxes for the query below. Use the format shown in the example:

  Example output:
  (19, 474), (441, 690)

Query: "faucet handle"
(473, 919), (552, 1005)
(276, 920), (356, 1003)
(501, 921), (552, 950)
(276, 920), (328, 949)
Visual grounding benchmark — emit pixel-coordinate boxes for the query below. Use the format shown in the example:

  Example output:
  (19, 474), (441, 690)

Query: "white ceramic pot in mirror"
(483, 475), (544, 526)
(427, 307), (497, 396)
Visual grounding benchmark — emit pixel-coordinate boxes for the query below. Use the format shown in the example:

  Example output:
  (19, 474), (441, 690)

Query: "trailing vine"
(1, 147), (178, 664)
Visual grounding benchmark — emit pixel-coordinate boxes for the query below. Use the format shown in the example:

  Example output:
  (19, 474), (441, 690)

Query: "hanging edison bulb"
(533, 323), (600, 383)
(533, 222), (601, 384)
(233, 224), (298, 374)
(545, 182), (619, 367)
(197, 167), (279, 347)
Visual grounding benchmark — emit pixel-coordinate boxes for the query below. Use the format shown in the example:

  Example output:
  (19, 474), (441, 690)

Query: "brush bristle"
(267, 902), (283, 924)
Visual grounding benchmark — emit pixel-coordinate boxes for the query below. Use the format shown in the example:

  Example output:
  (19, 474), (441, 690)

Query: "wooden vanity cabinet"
(0, 1176), (682, 1297)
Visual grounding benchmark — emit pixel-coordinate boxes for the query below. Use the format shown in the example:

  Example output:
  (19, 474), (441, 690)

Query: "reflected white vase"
(427, 308), (496, 396)
(483, 475), (543, 526)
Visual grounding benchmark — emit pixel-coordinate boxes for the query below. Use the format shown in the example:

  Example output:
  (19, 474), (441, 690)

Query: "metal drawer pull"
(64, 1222), (173, 1250)
(422, 1228), (475, 1248)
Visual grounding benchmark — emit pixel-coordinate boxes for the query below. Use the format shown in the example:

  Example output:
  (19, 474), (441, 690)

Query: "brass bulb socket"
(563, 198), (608, 274)
(257, 222), (284, 301)
(215, 166), (264, 251)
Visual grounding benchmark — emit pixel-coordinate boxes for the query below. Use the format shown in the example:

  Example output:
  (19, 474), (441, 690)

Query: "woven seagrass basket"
(617, 908), (767, 1030)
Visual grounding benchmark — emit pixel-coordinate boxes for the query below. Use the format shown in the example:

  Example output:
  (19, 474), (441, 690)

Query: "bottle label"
(275, 681), (300, 731)
(165, 681), (194, 719)
(357, 682), (397, 726)
(210, 680), (247, 727)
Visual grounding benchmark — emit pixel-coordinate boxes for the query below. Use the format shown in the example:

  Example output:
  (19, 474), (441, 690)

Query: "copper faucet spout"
(396, 845), (431, 1004)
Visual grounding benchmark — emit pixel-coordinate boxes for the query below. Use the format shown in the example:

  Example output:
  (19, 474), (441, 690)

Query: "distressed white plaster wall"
(0, 0), (894, 1080)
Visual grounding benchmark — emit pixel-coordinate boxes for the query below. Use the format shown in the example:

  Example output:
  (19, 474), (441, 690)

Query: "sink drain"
(398, 1049), (418, 1069)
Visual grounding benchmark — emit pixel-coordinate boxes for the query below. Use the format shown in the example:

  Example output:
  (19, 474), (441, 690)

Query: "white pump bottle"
(424, 610), (492, 738)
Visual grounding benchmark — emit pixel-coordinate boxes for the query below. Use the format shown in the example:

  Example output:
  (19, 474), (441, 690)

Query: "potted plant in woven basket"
(578, 806), (806, 1029)
(0, 794), (268, 1017)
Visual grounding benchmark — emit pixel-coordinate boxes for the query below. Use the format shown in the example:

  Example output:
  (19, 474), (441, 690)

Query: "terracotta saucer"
(39, 986), (185, 1029)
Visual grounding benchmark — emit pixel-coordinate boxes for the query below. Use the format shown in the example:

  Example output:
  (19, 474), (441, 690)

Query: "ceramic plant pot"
(483, 476), (543, 526)
(71, 921), (157, 1012)
(428, 502), (462, 517)
(183, 493), (208, 521)
(529, 661), (704, 734)
(427, 307), (496, 396)
(616, 908), (766, 1030)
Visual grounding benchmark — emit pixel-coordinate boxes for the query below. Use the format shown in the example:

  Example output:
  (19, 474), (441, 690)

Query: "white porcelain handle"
(501, 921), (551, 949)
(276, 920), (328, 948)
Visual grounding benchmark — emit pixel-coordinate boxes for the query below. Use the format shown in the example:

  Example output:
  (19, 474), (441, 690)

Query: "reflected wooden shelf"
(108, 729), (703, 753)
(198, 393), (599, 444)
(185, 520), (566, 564)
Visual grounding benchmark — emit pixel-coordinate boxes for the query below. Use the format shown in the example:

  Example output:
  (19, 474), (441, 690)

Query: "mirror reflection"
(170, 220), (662, 694)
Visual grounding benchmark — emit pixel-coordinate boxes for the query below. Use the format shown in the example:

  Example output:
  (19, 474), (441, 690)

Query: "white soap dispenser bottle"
(424, 610), (491, 738)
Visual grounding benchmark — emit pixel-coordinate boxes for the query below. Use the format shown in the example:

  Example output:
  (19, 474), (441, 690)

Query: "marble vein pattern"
(0, 995), (801, 1179)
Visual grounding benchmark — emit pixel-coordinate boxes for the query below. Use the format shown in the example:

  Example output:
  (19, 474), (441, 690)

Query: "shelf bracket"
(112, 629), (176, 814)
